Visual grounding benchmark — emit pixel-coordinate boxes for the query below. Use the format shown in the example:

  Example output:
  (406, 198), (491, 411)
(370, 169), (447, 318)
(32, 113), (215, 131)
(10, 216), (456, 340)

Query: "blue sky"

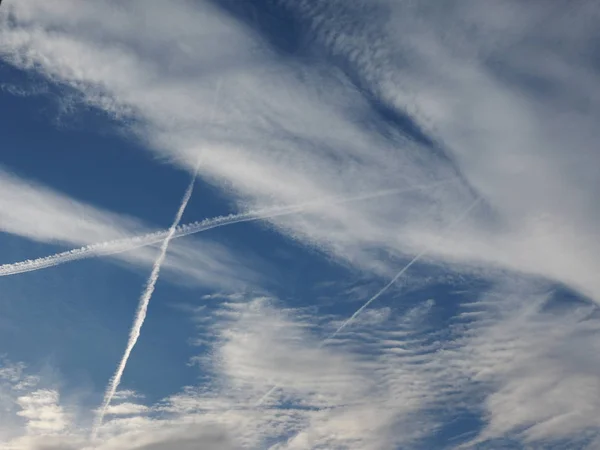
(1, 1), (600, 449)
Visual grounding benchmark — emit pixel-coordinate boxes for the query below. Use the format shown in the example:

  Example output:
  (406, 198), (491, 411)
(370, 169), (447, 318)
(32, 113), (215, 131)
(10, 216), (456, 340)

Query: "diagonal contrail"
(253, 196), (483, 408)
(91, 81), (223, 441)
(90, 171), (198, 440)
(0, 180), (458, 278)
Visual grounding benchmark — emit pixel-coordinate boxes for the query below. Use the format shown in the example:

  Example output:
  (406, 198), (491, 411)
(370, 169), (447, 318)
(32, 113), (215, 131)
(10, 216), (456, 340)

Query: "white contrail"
(91, 81), (224, 441)
(253, 196), (483, 407)
(90, 172), (198, 440)
(0, 180), (457, 278)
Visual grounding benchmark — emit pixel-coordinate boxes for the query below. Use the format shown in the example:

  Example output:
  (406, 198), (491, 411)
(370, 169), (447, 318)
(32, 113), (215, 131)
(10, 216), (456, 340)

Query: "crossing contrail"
(0, 180), (457, 278)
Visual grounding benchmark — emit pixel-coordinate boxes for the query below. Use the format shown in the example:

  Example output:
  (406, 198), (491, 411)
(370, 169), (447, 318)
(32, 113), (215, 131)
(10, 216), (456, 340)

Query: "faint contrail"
(253, 196), (483, 407)
(0, 180), (457, 278)
(90, 172), (198, 440)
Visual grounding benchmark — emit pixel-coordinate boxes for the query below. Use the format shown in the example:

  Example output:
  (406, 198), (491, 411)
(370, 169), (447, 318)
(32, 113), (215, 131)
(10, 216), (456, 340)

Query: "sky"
(0, 0), (600, 448)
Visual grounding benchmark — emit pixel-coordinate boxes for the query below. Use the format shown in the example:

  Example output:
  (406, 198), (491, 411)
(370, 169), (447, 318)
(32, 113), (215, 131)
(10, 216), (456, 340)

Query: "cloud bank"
(2, 285), (600, 448)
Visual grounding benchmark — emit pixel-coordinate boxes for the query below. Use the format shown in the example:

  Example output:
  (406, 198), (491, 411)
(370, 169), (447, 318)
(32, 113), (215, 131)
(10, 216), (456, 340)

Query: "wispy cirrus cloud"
(453, 288), (600, 447)
(0, 166), (140, 246)
(2, 0), (599, 304)
(283, 0), (600, 298)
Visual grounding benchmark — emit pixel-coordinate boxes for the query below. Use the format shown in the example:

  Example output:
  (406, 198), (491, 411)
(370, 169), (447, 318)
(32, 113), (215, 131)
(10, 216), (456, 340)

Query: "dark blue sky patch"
(208, 0), (313, 60)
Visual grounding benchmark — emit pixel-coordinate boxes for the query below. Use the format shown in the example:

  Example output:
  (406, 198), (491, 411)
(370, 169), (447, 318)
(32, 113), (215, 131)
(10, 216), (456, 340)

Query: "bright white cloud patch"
(1, 0), (599, 448)
(16, 389), (69, 434)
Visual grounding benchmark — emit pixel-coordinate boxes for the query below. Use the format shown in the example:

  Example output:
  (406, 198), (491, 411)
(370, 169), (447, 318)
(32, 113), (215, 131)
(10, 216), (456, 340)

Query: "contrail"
(253, 196), (483, 407)
(0, 180), (457, 278)
(90, 172), (198, 440)
(91, 81), (225, 441)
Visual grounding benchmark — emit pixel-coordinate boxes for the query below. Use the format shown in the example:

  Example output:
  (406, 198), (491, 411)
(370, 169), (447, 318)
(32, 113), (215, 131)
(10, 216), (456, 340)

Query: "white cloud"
(0, 166), (140, 246)
(281, 0), (600, 299)
(0, 295), (441, 449)
(2, 284), (600, 448)
(16, 390), (69, 434)
(451, 287), (600, 447)
(104, 403), (149, 417)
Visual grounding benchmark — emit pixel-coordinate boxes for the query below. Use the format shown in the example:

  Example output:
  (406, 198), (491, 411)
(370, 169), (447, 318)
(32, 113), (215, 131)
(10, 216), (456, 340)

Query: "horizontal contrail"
(0, 180), (457, 277)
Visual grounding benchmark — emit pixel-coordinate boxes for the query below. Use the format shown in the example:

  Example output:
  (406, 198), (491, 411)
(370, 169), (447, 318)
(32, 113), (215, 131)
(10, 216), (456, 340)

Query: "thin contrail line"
(91, 81), (223, 441)
(90, 172), (198, 440)
(0, 180), (457, 278)
(253, 196), (483, 407)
